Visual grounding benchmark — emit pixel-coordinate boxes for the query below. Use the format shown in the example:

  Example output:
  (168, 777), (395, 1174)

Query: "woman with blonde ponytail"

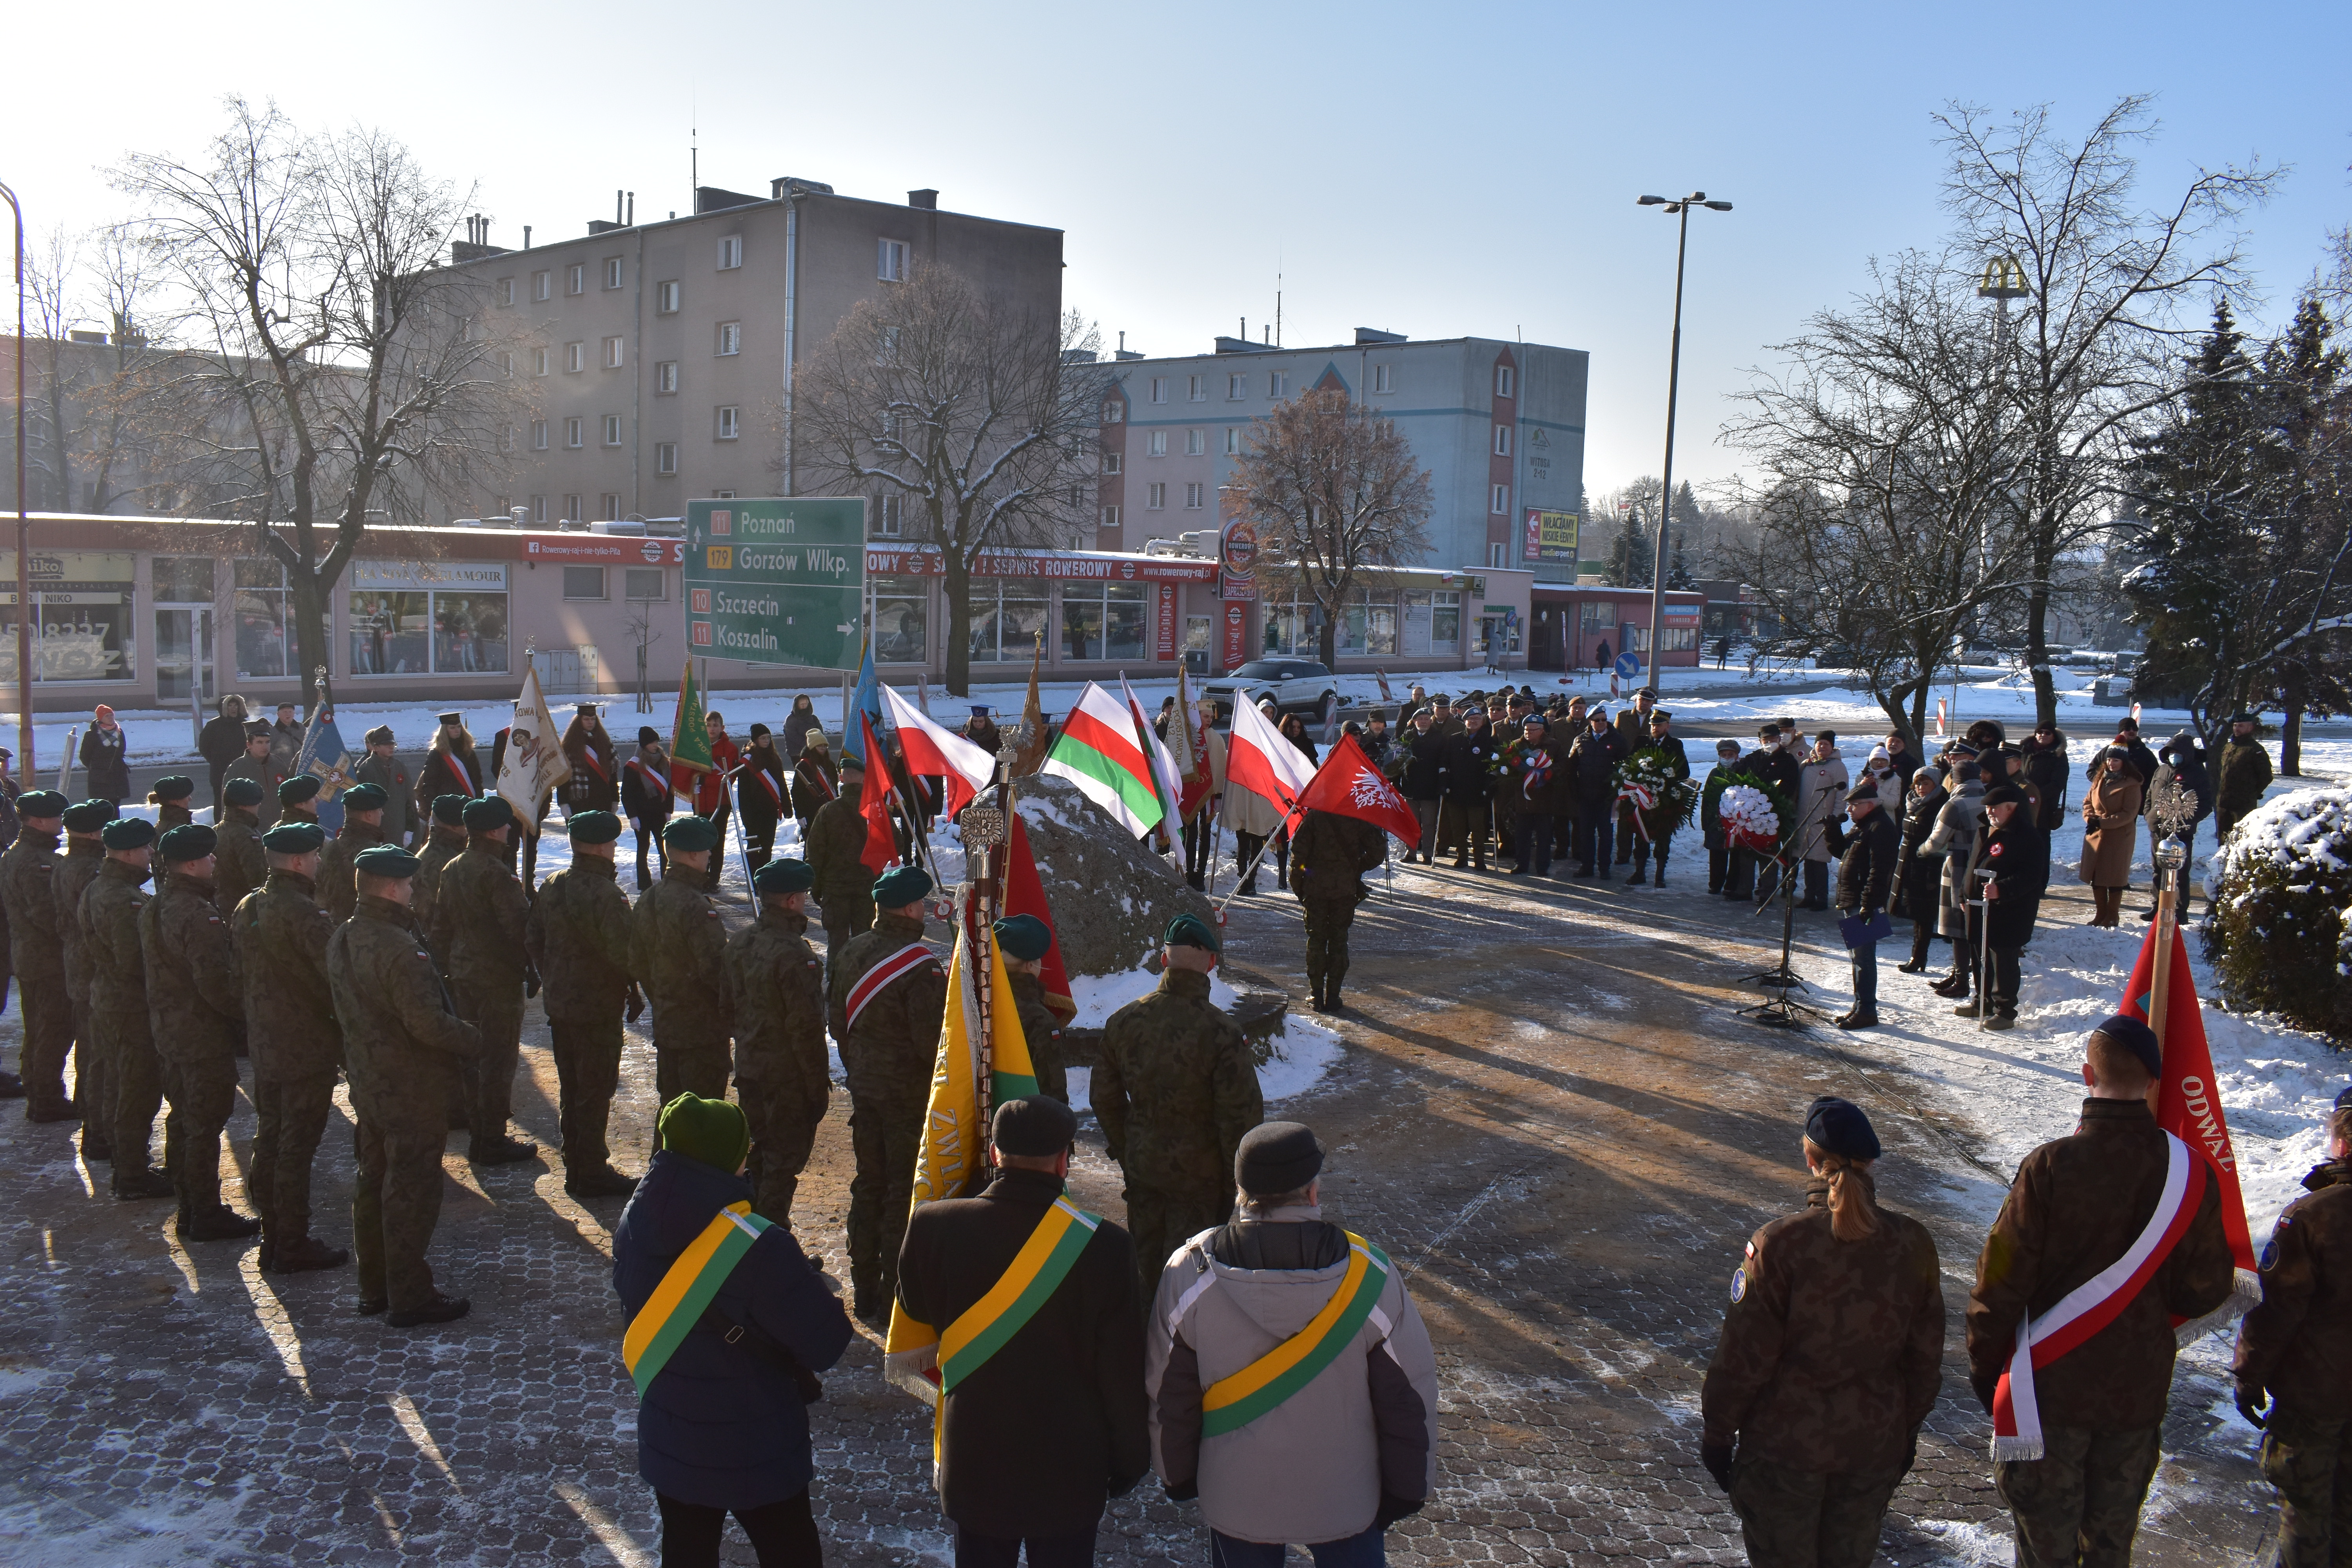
(1698, 1097), (1945, 1568)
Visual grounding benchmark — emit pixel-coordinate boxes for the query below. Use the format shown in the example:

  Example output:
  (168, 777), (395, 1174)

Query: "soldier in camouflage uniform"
(827, 864), (945, 1320)
(523, 809), (639, 1197)
(724, 857), (831, 1222)
(1289, 805), (1387, 1015)
(277, 772), (325, 829)
(993, 913), (1067, 1104)
(317, 781), (388, 922)
(1699, 1097), (1943, 1568)
(3, 791), (76, 1121)
(806, 754), (878, 993)
(223, 723), (284, 828)
(328, 844), (479, 1327)
(148, 775), (198, 830)
(139, 824), (261, 1241)
(81, 818), (172, 1198)
(412, 793), (469, 966)
(56, 799), (114, 1158)
(232, 822), (349, 1273)
(429, 795), (537, 1165)
(1096, 913), (1263, 1299)
(628, 815), (735, 1104)
(213, 777), (270, 916)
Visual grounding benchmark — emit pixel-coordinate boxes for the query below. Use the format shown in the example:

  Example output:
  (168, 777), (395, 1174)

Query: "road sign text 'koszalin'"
(684, 498), (865, 672)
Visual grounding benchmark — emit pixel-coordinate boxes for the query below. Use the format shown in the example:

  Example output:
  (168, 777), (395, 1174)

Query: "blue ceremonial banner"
(295, 706), (357, 835)
(844, 640), (882, 764)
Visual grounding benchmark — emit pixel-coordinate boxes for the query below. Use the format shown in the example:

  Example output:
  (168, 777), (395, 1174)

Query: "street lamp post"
(0, 182), (28, 776)
(1636, 191), (1731, 687)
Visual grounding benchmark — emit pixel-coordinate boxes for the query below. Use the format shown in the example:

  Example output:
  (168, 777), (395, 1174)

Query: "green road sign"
(683, 498), (865, 671)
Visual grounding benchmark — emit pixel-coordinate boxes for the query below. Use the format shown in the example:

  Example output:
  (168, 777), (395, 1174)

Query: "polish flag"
(882, 684), (995, 818)
(1172, 667), (1215, 820)
(1120, 674), (1186, 835)
(1292, 732), (1423, 849)
(1226, 690), (1318, 812)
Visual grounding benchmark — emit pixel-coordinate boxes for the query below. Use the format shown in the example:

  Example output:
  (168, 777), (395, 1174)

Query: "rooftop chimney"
(1354, 327), (1408, 345)
(908, 189), (938, 210)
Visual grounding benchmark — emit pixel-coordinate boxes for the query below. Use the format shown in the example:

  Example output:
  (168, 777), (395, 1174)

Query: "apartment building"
(443, 179), (1063, 526)
(1093, 330), (1589, 580)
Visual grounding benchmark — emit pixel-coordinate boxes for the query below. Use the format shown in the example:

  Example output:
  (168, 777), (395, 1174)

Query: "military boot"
(180, 1206), (262, 1243)
(0, 1070), (22, 1099)
(112, 1165), (173, 1200)
(270, 1236), (349, 1274)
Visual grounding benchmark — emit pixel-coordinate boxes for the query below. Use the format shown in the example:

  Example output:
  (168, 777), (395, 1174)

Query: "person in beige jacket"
(2078, 749), (2143, 927)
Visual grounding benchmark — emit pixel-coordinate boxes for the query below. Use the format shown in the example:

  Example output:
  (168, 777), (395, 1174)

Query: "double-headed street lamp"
(1636, 191), (1731, 683)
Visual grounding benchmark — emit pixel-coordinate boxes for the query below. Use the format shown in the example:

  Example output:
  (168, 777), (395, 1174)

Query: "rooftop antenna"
(1275, 248), (1283, 348)
(691, 98), (698, 211)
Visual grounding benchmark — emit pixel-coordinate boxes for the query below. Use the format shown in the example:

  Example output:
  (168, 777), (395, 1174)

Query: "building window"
(870, 575), (929, 662)
(1491, 483), (1510, 514)
(1146, 482), (1166, 510)
(655, 360), (679, 394)
(603, 414), (623, 447)
(655, 442), (677, 475)
(871, 495), (904, 537)
(564, 417), (584, 449)
(601, 494), (621, 521)
(497, 350), (514, 378)
(1374, 363), (1393, 393)
(604, 257), (623, 290)
(531, 347), (548, 377)
(1061, 581), (1150, 663)
(1188, 374), (1206, 402)
(564, 566), (608, 600)
(1227, 372), (1247, 399)
(716, 406), (740, 440)
(530, 419), (548, 450)
(562, 494), (583, 521)
(1490, 542), (1507, 568)
(656, 279), (681, 313)
(1269, 371), (1288, 398)
(1184, 483), (1205, 510)
(717, 235), (742, 270)
(1102, 451), (1122, 475)
(565, 341), (585, 373)
(1225, 427), (1241, 456)
(567, 263), (586, 295)
(497, 278), (515, 307)
(624, 568), (667, 601)
(533, 270), (552, 302)
(528, 495), (547, 525)
(1149, 377), (1167, 404)
(346, 561), (510, 676)
(1495, 365), (1515, 397)
(1494, 425), (1513, 456)
(1100, 504), (1121, 530)
(603, 336), (624, 369)
(965, 579), (1053, 663)
(713, 490), (736, 499)
(877, 239), (908, 281)
(1147, 431), (1167, 457)
(1401, 590), (1461, 655)
(716, 321), (741, 357)
(499, 423), (517, 453)
(1185, 428), (1205, 456)
(1101, 401), (1123, 424)
(232, 559), (290, 679)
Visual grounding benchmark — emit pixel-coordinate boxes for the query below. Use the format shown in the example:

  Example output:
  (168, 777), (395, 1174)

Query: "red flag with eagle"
(1290, 733), (1422, 849)
(856, 710), (901, 873)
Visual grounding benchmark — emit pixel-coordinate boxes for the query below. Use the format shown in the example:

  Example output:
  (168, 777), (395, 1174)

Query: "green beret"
(872, 864), (933, 907)
(354, 844), (420, 879)
(432, 793), (470, 826)
(992, 913), (1051, 962)
(278, 774), (323, 804)
(158, 824), (218, 863)
(62, 800), (116, 832)
(15, 789), (66, 818)
(658, 1093), (750, 1175)
(568, 809), (622, 845)
(1165, 912), (1219, 953)
(223, 779), (265, 808)
(101, 818), (157, 851)
(342, 782), (387, 810)
(753, 858), (814, 895)
(151, 775), (195, 802)
(662, 814), (719, 852)
(462, 796), (514, 831)
(262, 822), (327, 854)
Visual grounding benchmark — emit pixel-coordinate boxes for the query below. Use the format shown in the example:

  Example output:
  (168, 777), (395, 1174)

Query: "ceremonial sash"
(1201, 1232), (1392, 1437)
(800, 762), (838, 802)
(937, 1198), (1101, 1392)
(577, 747), (611, 783)
(1991, 1133), (2205, 1461)
(751, 764), (784, 806)
(622, 1200), (773, 1397)
(443, 750), (477, 795)
(844, 942), (935, 1034)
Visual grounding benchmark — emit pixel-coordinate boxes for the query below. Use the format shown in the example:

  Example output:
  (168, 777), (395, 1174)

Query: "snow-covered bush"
(2206, 788), (2352, 1046)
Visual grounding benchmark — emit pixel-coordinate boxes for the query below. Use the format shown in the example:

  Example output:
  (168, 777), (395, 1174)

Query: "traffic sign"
(1614, 652), (1642, 679)
(683, 498), (864, 671)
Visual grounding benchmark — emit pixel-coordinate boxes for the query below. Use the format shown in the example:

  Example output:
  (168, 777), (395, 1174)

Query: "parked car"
(1202, 659), (1338, 724)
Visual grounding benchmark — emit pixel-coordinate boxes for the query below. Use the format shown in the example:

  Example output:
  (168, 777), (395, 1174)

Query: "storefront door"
(155, 607), (216, 705)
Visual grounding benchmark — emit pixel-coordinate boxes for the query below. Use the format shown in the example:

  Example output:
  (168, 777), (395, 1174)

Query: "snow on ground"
(1062, 962), (1344, 1114)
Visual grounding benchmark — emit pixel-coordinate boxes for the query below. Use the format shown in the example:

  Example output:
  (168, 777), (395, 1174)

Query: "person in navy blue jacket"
(613, 1094), (853, 1567)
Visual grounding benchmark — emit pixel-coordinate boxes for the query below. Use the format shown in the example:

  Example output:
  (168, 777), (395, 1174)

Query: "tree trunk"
(2281, 664), (2307, 776)
(291, 571), (333, 711)
(2025, 543), (2057, 731)
(1317, 588), (1339, 672)
(942, 551), (973, 698)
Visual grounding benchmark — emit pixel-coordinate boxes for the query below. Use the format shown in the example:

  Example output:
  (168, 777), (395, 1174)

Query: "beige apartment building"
(444, 179), (1063, 526)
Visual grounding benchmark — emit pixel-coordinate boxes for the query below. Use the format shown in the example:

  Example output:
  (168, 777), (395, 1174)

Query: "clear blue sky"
(12, 0), (2348, 499)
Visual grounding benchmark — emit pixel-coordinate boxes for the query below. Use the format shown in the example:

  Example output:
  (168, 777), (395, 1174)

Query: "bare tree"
(1225, 388), (1434, 671)
(109, 96), (517, 703)
(791, 263), (1099, 696)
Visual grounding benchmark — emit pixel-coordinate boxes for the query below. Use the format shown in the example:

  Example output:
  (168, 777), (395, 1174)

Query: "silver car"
(1202, 658), (1337, 724)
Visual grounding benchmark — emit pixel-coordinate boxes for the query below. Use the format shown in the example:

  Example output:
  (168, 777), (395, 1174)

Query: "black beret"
(364, 724), (396, 746)
(663, 814), (719, 852)
(2229, 711), (2257, 724)
(463, 796), (514, 831)
(2092, 1014), (2163, 1081)
(992, 913), (1051, 962)
(342, 782), (388, 810)
(151, 775), (195, 801)
(101, 818), (157, 850)
(262, 822), (327, 854)
(1804, 1096), (1881, 1160)
(1981, 782), (2025, 808)
(354, 845), (420, 879)
(638, 726), (661, 744)
(62, 800), (116, 832)
(158, 824), (218, 863)
(1165, 912), (1218, 953)
(432, 793), (470, 825)
(1236, 1121), (1325, 1196)
(568, 809), (622, 845)
(992, 1096), (1078, 1158)
(245, 721), (273, 738)
(223, 778), (265, 808)
(1844, 784), (1880, 803)
(278, 774), (322, 804)
(753, 858), (813, 895)
(16, 789), (67, 817)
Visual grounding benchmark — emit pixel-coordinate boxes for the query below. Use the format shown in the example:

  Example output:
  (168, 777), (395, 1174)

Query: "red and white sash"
(442, 750), (477, 795)
(1991, 1132), (2205, 1460)
(799, 761), (838, 803)
(576, 747), (611, 784)
(750, 762), (783, 806)
(844, 942), (935, 1034)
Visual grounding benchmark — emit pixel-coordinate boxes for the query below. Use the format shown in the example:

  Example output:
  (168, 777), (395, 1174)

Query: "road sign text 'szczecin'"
(683, 498), (866, 673)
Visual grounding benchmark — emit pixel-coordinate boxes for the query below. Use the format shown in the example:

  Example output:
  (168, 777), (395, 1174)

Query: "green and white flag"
(1040, 681), (1165, 838)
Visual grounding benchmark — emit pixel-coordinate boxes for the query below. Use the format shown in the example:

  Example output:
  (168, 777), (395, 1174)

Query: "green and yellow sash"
(938, 1197), (1100, 1392)
(1201, 1232), (1391, 1437)
(622, 1200), (773, 1397)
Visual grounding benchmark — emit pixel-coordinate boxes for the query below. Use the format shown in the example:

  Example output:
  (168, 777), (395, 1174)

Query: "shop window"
(1061, 581), (1150, 663)
(870, 575), (929, 663)
(966, 580), (1052, 663)
(234, 559), (290, 679)
(563, 567), (608, 600)
(347, 563), (510, 676)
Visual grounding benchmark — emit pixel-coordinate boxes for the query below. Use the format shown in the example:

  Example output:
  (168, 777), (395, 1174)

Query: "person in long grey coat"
(1920, 764), (1986, 1000)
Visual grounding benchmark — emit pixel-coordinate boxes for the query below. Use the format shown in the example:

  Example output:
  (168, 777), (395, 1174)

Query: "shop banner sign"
(1155, 586), (1179, 660)
(684, 498), (864, 672)
(1524, 509), (1579, 564)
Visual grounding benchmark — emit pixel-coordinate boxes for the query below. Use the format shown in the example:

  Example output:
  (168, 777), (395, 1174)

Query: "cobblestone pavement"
(0, 855), (2276, 1565)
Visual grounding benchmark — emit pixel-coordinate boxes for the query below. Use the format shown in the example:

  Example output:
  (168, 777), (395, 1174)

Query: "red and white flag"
(1227, 688), (1318, 811)
(1292, 733), (1422, 849)
(882, 684), (995, 819)
(1119, 673), (1186, 836)
(1169, 666), (1214, 820)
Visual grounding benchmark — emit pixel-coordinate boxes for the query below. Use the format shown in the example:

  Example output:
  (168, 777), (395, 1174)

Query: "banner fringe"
(1990, 1435), (2045, 1463)
(2174, 1268), (2262, 1348)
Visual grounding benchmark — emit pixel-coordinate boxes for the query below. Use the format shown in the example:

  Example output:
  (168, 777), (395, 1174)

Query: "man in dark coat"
(1290, 805), (1387, 1014)
(2023, 723), (2070, 833)
(1824, 784), (1900, 1030)
(1880, 729), (1921, 792)
(199, 694), (253, 812)
(1893, 769), (1950, 975)
(1396, 709), (1445, 864)
(526, 810), (640, 1198)
(723, 858), (830, 1221)
(1957, 784), (2047, 1031)
(353, 726), (414, 848)
(895, 1096), (1149, 1568)
(2214, 712), (2274, 842)
(2089, 717), (2159, 792)
(1568, 708), (1626, 877)
(630, 814), (736, 1105)
(622, 728), (675, 890)
(140, 824), (259, 1241)
(3, 791), (74, 1122)
(1435, 708), (1495, 871)
(1741, 723), (1801, 903)
(431, 796), (537, 1165)
(1626, 710), (1691, 887)
(807, 755), (879, 993)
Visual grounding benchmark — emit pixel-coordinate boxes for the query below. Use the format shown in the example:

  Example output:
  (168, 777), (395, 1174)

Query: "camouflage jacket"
(213, 810), (268, 918)
(827, 912), (945, 1106)
(223, 754), (283, 828)
(352, 751), (414, 845)
(139, 871), (245, 1065)
(2236, 1160), (2352, 1420)
(724, 906), (829, 1098)
(1006, 967), (1068, 1104)
(1700, 1177), (1944, 1474)
(431, 839), (531, 989)
(316, 817), (385, 924)
(629, 872), (733, 1032)
(2214, 737), (2273, 823)
(328, 893), (479, 1122)
(0, 825), (63, 978)
(1096, 967), (1261, 1197)
(79, 857), (153, 1040)
(412, 824), (468, 966)
(1288, 809), (1386, 907)
(54, 837), (105, 1003)
(232, 869), (342, 1082)
(805, 785), (877, 931)
(525, 855), (634, 1023)
(1967, 1098), (2234, 1430)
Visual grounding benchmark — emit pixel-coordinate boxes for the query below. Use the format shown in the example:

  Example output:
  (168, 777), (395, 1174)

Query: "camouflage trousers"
(452, 980), (524, 1150)
(1302, 900), (1361, 998)
(250, 1071), (339, 1250)
(98, 1012), (164, 1186)
(1995, 1424), (2162, 1568)
(2261, 1408), (2352, 1568)
(738, 1074), (826, 1223)
(1125, 1184), (1233, 1304)
(69, 991), (106, 1154)
(549, 1019), (623, 1177)
(15, 966), (72, 1110)
(653, 1021), (732, 1112)
(1728, 1452), (1904, 1568)
(160, 1051), (240, 1217)
(352, 1109), (452, 1313)
(845, 1087), (924, 1310)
